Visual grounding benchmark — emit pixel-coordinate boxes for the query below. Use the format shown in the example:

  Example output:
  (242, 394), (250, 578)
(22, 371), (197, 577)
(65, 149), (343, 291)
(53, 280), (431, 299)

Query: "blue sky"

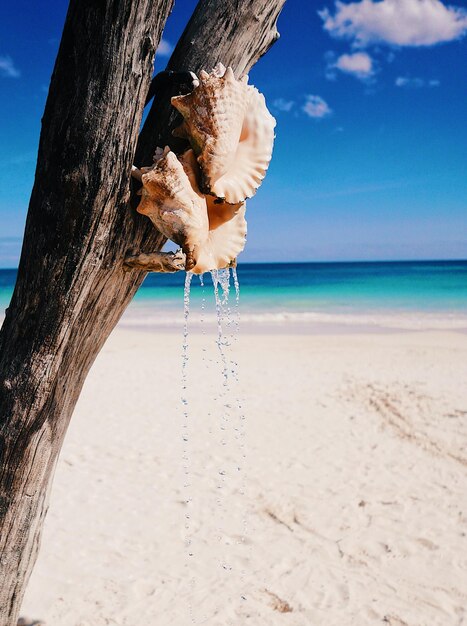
(0, 0), (466, 266)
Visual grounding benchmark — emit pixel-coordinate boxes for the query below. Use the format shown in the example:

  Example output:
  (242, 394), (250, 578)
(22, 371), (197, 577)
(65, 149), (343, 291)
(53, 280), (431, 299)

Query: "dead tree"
(0, 0), (285, 623)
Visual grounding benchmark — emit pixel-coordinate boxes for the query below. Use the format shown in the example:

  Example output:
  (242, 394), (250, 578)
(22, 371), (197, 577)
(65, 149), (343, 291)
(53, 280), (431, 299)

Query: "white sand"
(20, 326), (467, 626)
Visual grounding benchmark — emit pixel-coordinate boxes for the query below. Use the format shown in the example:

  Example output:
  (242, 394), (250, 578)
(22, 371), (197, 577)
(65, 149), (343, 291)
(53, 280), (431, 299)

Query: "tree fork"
(0, 0), (285, 623)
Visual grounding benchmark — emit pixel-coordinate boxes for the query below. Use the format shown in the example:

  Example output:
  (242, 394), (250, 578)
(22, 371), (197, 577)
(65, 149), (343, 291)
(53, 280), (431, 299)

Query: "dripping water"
(210, 269), (230, 582)
(230, 266), (248, 602)
(232, 266), (240, 337)
(181, 271), (196, 623)
(199, 273), (206, 335)
(209, 267), (248, 616)
(181, 266), (246, 621)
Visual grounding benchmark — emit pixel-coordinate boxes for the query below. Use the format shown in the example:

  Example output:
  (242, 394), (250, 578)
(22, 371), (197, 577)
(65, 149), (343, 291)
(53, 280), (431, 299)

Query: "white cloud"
(319, 0), (467, 47)
(303, 95), (332, 119)
(335, 51), (374, 79)
(0, 56), (20, 78)
(395, 76), (441, 87)
(157, 38), (173, 57)
(325, 51), (375, 81)
(272, 98), (295, 112)
(336, 52), (373, 75)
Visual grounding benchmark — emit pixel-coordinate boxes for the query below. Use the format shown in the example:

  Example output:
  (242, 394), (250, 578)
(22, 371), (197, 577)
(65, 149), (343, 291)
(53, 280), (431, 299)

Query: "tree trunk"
(0, 0), (285, 623)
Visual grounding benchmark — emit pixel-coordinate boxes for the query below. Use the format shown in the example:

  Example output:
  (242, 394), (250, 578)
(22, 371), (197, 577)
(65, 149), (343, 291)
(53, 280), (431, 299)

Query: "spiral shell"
(172, 64), (276, 204)
(136, 148), (208, 271)
(136, 149), (246, 273)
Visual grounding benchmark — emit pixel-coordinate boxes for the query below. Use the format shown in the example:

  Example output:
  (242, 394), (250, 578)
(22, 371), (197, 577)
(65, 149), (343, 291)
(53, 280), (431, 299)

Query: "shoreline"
(3, 310), (467, 336)
(119, 319), (467, 336)
(119, 307), (467, 335)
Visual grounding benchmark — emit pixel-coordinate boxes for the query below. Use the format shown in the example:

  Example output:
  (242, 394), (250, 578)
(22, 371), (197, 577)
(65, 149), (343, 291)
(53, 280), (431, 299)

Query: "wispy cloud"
(0, 56), (20, 78)
(303, 95), (332, 119)
(326, 51), (375, 81)
(319, 0), (467, 48)
(395, 76), (441, 88)
(272, 98), (295, 112)
(157, 38), (173, 58)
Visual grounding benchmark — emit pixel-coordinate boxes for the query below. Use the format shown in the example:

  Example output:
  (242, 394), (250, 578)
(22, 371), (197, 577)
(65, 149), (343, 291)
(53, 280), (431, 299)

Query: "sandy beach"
(18, 322), (467, 626)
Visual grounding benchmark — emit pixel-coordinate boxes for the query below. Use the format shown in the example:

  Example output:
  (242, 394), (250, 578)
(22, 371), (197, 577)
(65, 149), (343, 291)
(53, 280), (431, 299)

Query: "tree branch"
(124, 250), (186, 273)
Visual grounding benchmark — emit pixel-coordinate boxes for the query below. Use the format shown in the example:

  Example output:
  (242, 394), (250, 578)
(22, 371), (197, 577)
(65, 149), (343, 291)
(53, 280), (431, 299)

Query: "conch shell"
(133, 64), (274, 273)
(136, 147), (208, 271)
(172, 63), (276, 204)
(136, 148), (246, 274)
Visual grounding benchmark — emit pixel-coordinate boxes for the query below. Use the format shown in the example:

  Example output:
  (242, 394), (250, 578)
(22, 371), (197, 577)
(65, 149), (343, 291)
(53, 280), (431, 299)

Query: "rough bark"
(0, 0), (285, 623)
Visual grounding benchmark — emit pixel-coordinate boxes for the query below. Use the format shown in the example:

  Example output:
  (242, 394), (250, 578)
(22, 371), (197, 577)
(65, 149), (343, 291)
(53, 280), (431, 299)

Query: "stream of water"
(181, 267), (246, 623)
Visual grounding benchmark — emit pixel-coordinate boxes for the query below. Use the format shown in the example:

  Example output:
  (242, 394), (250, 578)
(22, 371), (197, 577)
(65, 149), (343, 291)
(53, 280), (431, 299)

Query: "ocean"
(1, 261), (467, 332)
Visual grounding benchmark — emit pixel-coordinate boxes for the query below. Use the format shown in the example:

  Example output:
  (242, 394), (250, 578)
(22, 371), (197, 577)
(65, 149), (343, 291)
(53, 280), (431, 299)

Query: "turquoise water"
(2, 261), (467, 329)
(134, 261), (467, 312)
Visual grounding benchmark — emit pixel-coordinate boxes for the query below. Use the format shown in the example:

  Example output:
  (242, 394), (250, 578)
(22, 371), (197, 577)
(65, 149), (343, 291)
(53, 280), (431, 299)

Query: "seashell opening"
(191, 197), (247, 275)
(172, 66), (276, 204)
(209, 87), (276, 204)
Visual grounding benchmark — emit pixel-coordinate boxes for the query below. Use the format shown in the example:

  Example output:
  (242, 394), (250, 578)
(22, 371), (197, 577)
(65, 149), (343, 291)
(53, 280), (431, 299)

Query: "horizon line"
(1, 257), (467, 271)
